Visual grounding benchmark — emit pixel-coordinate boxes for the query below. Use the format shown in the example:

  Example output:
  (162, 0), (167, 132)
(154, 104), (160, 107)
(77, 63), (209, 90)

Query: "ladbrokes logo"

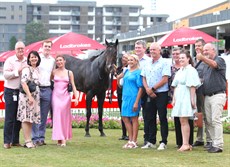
(60, 44), (91, 49)
(173, 37), (202, 43)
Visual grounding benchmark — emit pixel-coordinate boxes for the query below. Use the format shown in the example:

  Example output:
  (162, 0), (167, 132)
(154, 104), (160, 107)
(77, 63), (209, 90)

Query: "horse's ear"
(105, 39), (108, 46)
(115, 39), (119, 45)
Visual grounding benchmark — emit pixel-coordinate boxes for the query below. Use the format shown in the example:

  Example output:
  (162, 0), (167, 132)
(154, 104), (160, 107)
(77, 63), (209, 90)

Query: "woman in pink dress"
(51, 55), (79, 147)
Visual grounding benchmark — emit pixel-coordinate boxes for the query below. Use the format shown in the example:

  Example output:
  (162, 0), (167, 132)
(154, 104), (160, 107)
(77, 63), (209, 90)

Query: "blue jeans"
(32, 87), (52, 142)
(3, 88), (21, 144)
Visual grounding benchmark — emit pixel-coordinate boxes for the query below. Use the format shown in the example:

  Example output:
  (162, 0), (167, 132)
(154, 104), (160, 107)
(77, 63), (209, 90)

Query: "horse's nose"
(107, 64), (113, 72)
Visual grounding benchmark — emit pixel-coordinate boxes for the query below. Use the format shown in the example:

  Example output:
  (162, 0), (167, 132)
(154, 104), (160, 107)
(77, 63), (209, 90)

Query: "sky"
(1, 0), (227, 21)
(95, 0), (227, 21)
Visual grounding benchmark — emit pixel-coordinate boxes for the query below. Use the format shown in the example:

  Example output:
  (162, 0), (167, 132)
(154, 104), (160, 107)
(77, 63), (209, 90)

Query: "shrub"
(0, 115), (230, 134)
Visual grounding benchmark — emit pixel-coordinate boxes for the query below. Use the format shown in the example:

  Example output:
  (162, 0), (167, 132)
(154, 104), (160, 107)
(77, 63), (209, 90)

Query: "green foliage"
(25, 21), (49, 45)
(0, 117), (230, 133)
(223, 121), (230, 134)
(103, 119), (121, 129)
(9, 36), (17, 50)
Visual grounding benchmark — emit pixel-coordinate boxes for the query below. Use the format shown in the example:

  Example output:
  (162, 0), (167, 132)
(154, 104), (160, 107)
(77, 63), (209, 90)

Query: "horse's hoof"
(100, 133), (106, 137)
(85, 134), (91, 137)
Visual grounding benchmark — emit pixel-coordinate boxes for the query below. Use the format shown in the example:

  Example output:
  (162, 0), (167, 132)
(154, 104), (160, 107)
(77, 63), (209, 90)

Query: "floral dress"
(17, 66), (40, 124)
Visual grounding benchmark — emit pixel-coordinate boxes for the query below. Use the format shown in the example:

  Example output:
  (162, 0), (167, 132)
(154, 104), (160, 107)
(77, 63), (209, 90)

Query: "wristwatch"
(151, 87), (156, 92)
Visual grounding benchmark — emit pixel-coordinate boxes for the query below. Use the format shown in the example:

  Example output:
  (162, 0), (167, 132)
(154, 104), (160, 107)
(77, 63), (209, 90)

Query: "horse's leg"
(97, 93), (106, 137)
(85, 92), (94, 137)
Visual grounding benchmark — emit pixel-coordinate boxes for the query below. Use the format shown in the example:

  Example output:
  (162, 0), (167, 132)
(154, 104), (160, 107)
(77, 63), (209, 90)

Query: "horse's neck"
(95, 53), (107, 70)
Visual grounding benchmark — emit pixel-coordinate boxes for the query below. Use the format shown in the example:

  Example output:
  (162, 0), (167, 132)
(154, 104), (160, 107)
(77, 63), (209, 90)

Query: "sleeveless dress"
(121, 69), (143, 117)
(171, 65), (201, 117)
(52, 75), (72, 141)
(17, 67), (40, 124)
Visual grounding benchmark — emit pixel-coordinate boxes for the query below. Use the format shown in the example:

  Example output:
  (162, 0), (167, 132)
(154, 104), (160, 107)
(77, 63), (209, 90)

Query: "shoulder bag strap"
(28, 67), (34, 81)
(68, 70), (70, 83)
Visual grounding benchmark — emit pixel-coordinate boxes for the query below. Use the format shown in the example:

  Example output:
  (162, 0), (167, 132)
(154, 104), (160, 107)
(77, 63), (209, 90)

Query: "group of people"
(3, 38), (226, 154)
(3, 40), (79, 149)
(116, 39), (226, 153)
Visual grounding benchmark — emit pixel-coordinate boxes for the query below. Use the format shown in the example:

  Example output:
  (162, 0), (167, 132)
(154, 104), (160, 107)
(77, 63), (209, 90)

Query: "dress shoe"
(208, 147), (223, 153)
(119, 136), (129, 140)
(11, 143), (22, 147)
(3, 144), (11, 149)
(40, 141), (47, 146)
(204, 142), (212, 149)
(192, 141), (204, 147)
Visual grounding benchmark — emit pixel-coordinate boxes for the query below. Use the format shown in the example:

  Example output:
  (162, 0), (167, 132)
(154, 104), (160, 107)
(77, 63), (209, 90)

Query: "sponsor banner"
(0, 80), (119, 109)
(0, 80), (227, 110)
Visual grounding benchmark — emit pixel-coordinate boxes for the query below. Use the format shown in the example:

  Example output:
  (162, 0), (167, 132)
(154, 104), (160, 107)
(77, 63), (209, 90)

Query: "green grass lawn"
(0, 128), (229, 167)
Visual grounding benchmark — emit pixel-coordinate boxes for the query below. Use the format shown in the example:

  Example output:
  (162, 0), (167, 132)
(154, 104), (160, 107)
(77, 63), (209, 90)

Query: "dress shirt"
(141, 57), (171, 92)
(3, 55), (27, 89)
(139, 54), (152, 70)
(39, 54), (55, 86)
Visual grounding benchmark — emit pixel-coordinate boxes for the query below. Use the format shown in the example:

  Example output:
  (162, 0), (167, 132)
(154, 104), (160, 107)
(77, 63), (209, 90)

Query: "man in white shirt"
(3, 41), (27, 149)
(32, 40), (55, 146)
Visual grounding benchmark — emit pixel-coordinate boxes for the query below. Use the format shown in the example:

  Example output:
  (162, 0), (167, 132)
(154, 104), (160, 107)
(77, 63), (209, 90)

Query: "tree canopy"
(25, 21), (49, 45)
(9, 36), (17, 50)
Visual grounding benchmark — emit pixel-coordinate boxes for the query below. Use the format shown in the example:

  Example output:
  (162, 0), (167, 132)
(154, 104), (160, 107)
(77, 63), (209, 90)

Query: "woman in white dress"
(171, 50), (201, 152)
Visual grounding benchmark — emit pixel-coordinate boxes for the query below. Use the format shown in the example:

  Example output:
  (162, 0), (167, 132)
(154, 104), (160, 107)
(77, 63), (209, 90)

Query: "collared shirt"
(139, 54), (152, 70)
(203, 56), (226, 95)
(3, 55), (27, 89)
(141, 56), (171, 92)
(39, 54), (55, 86)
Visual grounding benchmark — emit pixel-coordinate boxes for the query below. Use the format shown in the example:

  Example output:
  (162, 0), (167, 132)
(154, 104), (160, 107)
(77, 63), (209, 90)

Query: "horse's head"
(103, 39), (118, 73)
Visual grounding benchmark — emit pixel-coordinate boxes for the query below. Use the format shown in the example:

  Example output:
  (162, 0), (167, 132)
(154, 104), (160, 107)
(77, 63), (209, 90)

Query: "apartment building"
(0, 1), (27, 52)
(0, 0), (168, 52)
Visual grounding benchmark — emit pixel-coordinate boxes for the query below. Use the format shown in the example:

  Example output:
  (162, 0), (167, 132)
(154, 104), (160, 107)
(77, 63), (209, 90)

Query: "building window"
(105, 25), (113, 30)
(156, 17), (162, 22)
(49, 25), (59, 30)
(61, 25), (70, 30)
(129, 17), (138, 22)
(50, 15), (59, 21)
(19, 15), (22, 20)
(11, 15), (14, 20)
(129, 7), (138, 13)
(50, 6), (59, 11)
(105, 7), (113, 12)
(19, 5), (22, 11)
(88, 16), (93, 21)
(37, 6), (41, 11)
(37, 16), (41, 20)
(11, 5), (14, 11)
(61, 7), (69, 12)
(0, 16), (6, 20)
(61, 16), (70, 21)
(0, 7), (6, 10)
(88, 25), (93, 30)
(88, 7), (94, 12)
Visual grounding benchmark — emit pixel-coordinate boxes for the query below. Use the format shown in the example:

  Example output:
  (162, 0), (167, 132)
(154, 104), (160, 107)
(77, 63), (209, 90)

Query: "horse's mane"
(89, 50), (105, 61)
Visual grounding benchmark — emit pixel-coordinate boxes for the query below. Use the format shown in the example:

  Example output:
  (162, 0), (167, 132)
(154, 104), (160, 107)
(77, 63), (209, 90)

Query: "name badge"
(13, 95), (17, 101)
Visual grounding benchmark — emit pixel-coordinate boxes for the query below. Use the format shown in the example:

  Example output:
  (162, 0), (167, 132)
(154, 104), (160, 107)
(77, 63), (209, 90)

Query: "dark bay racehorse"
(65, 39), (118, 137)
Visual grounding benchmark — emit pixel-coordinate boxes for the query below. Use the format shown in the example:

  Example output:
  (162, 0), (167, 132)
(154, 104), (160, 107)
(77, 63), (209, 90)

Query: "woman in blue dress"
(119, 54), (143, 149)
(171, 50), (201, 152)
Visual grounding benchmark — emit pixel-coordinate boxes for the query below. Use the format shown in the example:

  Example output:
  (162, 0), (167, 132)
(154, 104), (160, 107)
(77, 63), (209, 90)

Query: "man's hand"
(196, 53), (203, 61)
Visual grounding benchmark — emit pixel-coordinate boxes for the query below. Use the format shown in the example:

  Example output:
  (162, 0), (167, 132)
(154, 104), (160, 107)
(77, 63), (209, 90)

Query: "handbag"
(67, 70), (73, 92)
(19, 68), (37, 94)
(194, 112), (203, 128)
